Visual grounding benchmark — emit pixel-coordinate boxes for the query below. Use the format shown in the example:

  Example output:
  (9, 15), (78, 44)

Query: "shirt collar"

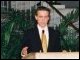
(37, 24), (48, 31)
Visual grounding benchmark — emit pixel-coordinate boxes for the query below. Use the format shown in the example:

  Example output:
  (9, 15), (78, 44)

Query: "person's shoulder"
(23, 27), (36, 37)
(24, 26), (38, 33)
(49, 27), (60, 34)
(24, 27), (35, 33)
(48, 27), (55, 32)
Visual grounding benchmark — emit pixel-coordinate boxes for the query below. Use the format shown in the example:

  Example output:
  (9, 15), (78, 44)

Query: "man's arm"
(21, 30), (30, 58)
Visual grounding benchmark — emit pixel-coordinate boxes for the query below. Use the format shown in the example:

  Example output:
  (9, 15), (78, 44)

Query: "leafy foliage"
(59, 8), (79, 51)
(1, 8), (35, 59)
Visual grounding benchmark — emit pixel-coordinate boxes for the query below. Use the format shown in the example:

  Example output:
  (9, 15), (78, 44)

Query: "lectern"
(22, 52), (79, 59)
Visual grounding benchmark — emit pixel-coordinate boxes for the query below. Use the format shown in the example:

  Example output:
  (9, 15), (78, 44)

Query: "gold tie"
(41, 30), (47, 53)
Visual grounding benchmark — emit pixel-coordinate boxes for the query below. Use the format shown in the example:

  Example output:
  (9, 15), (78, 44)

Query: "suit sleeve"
(21, 30), (31, 53)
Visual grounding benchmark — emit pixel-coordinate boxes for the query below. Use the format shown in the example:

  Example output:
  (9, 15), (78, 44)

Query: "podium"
(22, 52), (79, 59)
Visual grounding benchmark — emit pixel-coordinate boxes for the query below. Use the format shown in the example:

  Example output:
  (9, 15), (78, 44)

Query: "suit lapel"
(34, 26), (43, 51)
(47, 27), (54, 51)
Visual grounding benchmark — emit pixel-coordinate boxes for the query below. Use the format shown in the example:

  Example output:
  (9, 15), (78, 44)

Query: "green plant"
(1, 8), (35, 59)
(59, 8), (79, 51)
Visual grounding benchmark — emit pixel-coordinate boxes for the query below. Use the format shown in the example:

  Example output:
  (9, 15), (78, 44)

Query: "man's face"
(35, 10), (49, 28)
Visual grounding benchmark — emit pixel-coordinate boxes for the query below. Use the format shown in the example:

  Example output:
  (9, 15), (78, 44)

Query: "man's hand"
(21, 47), (28, 59)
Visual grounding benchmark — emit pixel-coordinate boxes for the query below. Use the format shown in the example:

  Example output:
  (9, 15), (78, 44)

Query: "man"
(21, 6), (61, 58)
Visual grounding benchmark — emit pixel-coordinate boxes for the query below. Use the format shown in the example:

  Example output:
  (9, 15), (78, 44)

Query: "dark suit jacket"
(22, 26), (61, 53)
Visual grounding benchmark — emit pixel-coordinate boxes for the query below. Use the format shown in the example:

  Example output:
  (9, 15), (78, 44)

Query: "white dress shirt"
(37, 24), (49, 47)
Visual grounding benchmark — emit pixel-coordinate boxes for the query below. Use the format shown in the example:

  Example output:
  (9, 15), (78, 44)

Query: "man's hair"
(35, 6), (51, 16)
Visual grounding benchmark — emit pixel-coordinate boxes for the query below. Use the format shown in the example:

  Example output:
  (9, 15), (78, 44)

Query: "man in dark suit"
(21, 6), (61, 58)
